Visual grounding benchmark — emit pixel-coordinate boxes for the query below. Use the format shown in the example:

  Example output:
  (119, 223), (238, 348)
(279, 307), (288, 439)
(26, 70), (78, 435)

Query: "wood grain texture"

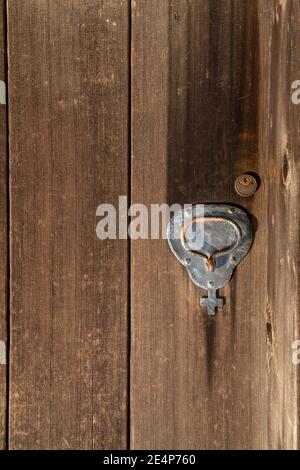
(0, 0), (8, 451)
(131, 0), (299, 449)
(258, 0), (299, 449)
(7, 0), (129, 449)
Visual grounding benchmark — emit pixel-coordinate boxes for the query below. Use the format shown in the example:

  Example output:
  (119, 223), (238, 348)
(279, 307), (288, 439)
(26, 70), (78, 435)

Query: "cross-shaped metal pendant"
(200, 289), (224, 316)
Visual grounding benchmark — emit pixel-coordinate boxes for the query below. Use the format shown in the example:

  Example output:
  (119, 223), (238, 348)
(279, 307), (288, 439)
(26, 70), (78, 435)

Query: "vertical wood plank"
(258, 0), (299, 449)
(0, 0), (8, 451)
(131, 0), (299, 449)
(289, 0), (300, 450)
(7, 0), (129, 449)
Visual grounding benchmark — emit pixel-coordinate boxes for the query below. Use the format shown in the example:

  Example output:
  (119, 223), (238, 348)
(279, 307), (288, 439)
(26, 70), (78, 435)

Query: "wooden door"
(0, 0), (299, 450)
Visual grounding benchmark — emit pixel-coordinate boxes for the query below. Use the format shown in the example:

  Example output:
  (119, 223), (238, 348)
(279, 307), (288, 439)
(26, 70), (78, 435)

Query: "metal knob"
(234, 174), (258, 197)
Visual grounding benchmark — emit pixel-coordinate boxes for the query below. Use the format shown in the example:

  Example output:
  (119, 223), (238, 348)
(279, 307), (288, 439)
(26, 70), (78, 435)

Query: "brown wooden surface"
(131, 0), (300, 449)
(7, 0), (129, 449)
(260, 0), (300, 449)
(1, 0), (299, 451)
(0, 0), (8, 451)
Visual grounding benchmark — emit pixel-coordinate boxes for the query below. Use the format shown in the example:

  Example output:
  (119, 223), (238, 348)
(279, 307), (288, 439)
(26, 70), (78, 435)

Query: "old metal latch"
(167, 204), (253, 315)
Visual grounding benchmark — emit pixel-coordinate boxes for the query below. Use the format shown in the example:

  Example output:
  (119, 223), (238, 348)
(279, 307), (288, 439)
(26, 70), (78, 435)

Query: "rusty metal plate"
(167, 204), (253, 315)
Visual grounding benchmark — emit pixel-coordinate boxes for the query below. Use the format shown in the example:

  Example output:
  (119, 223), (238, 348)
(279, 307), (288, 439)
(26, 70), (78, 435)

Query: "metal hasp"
(166, 204), (253, 315)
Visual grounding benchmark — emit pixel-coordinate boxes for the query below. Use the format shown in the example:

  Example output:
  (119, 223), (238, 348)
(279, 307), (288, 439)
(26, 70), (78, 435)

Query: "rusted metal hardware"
(167, 204), (253, 315)
(234, 174), (258, 197)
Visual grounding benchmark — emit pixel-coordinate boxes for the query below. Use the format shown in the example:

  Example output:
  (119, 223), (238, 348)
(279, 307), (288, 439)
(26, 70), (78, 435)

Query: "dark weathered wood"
(131, 0), (299, 449)
(0, 0), (8, 451)
(7, 0), (129, 449)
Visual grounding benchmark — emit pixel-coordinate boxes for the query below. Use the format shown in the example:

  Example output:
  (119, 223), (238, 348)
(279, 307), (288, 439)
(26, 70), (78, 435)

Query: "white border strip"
(0, 80), (6, 105)
(0, 340), (6, 365)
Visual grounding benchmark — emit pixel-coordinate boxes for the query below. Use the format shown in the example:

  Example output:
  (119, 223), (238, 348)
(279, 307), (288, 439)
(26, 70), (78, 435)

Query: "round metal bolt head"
(234, 174), (258, 197)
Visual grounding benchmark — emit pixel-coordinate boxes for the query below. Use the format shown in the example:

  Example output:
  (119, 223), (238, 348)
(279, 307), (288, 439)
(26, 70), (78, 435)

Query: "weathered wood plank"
(7, 0), (129, 449)
(131, 0), (299, 449)
(257, 0), (299, 449)
(0, 0), (8, 451)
